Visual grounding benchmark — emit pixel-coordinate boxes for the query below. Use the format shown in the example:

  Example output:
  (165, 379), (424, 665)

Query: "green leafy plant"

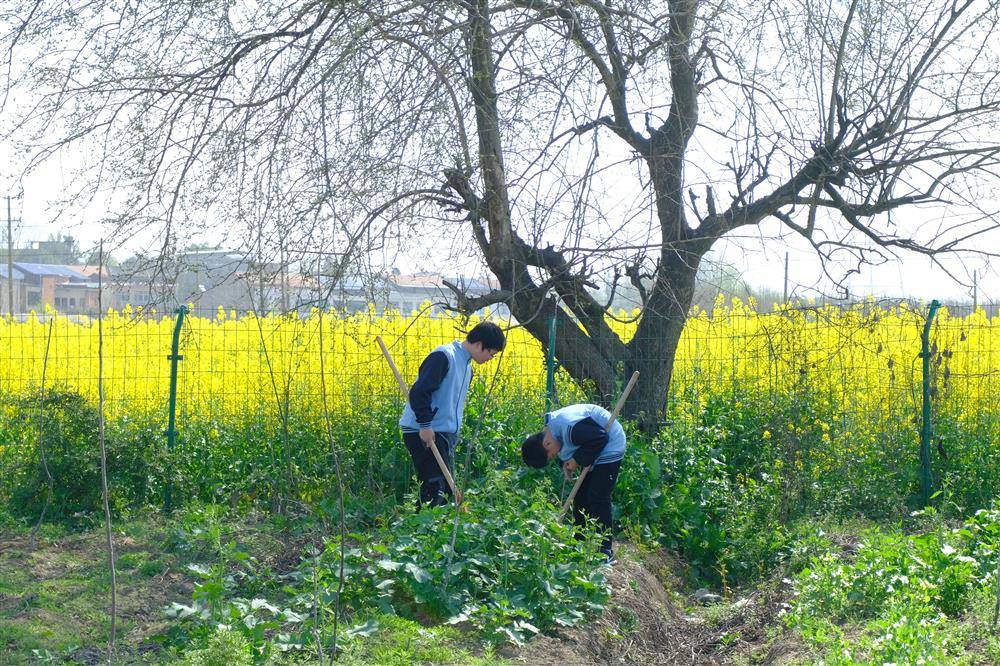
(327, 470), (610, 645)
(786, 510), (1000, 662)
(178, 628), (253, 666)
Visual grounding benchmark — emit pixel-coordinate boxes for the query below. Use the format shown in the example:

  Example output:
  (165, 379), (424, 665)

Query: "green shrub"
(4, 389), (152, 524)
(337, 614), (490, 665)
(864, 609), (965, 665)
(616, 420), (788, 585)
(163, 472), (610, 654)
(789, 528), (982, 626)
(786, 510), (1000, 662)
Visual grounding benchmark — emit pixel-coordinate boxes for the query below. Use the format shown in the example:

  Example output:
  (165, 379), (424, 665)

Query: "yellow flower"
(0, 299), (993, 459)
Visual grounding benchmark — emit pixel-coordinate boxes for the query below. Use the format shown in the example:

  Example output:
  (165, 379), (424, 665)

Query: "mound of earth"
(504, 545), (804, 665)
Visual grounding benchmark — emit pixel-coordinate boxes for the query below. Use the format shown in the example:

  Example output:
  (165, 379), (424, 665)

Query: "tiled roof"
(63, 265), (107, 278)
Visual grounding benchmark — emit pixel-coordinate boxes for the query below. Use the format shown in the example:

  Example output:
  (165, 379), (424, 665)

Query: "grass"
(968, 587), (1000, 663)
(0, 508), (514, 664)
(337, 614), (499, 665)
(0, 517), (192, 663)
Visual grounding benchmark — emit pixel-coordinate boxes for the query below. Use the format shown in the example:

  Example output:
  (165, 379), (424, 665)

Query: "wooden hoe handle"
(376, 336), (463, 505)
(559, 370), (640, 518)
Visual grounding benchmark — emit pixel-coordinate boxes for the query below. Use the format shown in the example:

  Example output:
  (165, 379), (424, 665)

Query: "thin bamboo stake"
(96, 241), (117, 662)
(311, 549), (324, 666)
(559, 371), (640, 518)
(254, 311), (294, 513)
(318, 311), (347, 658)
(992, 544), (1000, 630)
(376, 335), (462, 505)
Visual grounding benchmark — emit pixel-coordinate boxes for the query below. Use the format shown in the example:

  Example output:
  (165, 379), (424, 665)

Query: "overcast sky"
(2, 0), (997, 307)
(5, 158), (996, 305)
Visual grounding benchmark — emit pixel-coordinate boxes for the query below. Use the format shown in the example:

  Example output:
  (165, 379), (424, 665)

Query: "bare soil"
(0, 526), (193, 664)
(504, 545), (807, 665)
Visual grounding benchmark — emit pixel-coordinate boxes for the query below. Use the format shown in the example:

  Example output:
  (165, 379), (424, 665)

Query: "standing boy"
(521, 404), (626, 560)
(400, 321), (505, 507)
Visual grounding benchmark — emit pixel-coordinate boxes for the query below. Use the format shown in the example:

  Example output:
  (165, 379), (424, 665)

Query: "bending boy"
(399, 321), (505, 507)
(522, 404), (626, 560)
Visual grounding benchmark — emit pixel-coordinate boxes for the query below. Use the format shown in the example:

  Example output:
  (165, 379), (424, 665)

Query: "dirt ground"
(0, 526), (193, 664)
(504, 545), (806, 665)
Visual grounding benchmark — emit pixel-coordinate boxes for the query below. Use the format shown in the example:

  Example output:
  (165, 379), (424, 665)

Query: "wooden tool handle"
(604, 371), (640, 434)
(376, 335), (408, 394)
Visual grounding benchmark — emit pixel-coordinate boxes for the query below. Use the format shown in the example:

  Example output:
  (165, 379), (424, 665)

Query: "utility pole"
(280, 240), (289, 313)
(972, 269), (979, 312)
(783, 252), (789, 303)
(5, 195), (15, 318)
(256, 226), (265, 315)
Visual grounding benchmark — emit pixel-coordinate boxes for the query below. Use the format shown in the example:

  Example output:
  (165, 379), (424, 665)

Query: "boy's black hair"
(466, 321), (506, 352)
(521, 432), (548, 468)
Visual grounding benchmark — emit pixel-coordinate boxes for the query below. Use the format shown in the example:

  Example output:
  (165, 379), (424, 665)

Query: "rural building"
(0, 264), (29, 313)
(324, 270), (503, 316)
(0, 243), (504, 317)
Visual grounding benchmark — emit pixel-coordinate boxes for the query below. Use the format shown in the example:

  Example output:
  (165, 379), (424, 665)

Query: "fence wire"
(0, 301), (996, 436)
(0, 300), (996, 515)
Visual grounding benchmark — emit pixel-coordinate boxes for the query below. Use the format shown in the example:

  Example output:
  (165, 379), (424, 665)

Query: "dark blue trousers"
(402, 430), (456, 507)
(572, 459), (621, 551)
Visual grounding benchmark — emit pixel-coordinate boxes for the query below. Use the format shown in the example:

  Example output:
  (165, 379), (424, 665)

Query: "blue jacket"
(399, 341), (473, 434)
(546, 403), (626, 466)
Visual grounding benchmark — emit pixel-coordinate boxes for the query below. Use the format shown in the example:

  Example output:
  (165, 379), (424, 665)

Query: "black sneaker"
(600, 548), (616, 565)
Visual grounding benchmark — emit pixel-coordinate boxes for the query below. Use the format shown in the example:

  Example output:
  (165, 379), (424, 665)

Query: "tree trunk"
(457, 0), (706, 430)
(625, 248), (706, 427)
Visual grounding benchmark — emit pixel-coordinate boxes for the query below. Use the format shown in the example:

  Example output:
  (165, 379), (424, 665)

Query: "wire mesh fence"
(2, 302), (996, 414)
(0, 299), (996, 518)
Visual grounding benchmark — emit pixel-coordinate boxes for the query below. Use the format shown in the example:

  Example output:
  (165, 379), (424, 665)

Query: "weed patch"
(785, 509), (1000, 663)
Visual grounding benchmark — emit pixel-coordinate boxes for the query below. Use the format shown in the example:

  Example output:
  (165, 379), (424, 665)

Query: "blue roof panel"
(0, 265), (25, 279)
(13, 263), (88, 279)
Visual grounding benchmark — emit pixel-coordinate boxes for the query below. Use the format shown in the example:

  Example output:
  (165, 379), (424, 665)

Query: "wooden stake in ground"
(96, 240), (118, 662)
(992, 543), (1000, 630)
(318, 311), (347, 659)
(376, 335), (463, 505)
(28, 319), (55, 549)
(559, 371), (640, 519)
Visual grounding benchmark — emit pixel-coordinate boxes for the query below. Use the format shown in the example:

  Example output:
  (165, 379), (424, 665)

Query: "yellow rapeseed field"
(0, 301), (996, 428)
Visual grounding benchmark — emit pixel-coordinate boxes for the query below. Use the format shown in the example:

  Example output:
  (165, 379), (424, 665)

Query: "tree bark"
(456, 0), (711, 427)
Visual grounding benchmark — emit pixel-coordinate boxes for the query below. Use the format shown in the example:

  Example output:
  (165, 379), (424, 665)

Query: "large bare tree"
(3, 0), (999, 424)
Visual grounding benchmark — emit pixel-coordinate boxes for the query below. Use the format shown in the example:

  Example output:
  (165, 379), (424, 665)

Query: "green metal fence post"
(164, 304), (188, 513)
(545, 316), (557, 412)
(920, 299), (941, 507)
